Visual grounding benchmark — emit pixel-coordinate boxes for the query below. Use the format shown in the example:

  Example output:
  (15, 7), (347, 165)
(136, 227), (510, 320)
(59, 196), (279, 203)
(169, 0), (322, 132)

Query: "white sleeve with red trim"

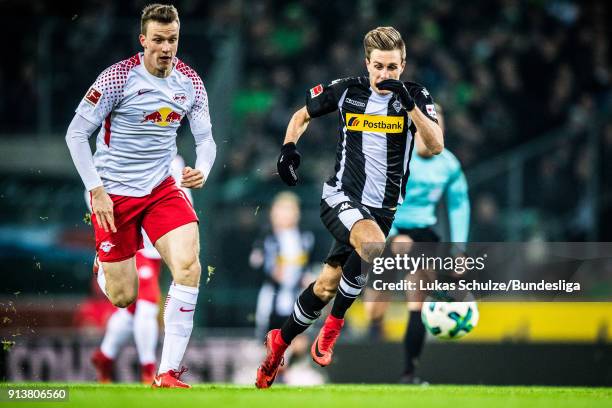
(65, 113), (103, 191)
(185, 70), (216, 180)
(75, 63), (128, 126)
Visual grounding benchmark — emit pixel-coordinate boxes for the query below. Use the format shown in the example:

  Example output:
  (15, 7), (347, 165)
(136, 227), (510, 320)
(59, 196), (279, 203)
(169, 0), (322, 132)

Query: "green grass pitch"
(0, 384), (610, 408)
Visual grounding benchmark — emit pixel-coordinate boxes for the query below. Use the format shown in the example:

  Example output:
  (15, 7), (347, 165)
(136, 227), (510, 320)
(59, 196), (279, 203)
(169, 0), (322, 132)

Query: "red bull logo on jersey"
(345, 113), (404, 133)
(141, 107), (183, 127)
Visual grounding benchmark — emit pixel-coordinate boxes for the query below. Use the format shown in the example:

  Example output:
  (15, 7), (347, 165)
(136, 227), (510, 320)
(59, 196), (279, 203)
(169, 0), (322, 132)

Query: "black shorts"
(320, 190), (395, 266)
(393, 227), (440, 243)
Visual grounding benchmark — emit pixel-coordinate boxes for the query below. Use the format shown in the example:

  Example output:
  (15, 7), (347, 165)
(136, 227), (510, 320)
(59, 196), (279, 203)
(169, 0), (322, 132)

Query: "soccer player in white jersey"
(90, 156), (193, 384)
(65, 4), (216, 388)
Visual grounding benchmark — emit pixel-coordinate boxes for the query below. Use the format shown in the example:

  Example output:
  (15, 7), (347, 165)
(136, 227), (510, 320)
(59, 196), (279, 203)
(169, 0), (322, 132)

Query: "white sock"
(158, 282), (198, 374)
(96, 257), (109, 299)
(134, 300), (159, 365)
(100, 308), (133, 359)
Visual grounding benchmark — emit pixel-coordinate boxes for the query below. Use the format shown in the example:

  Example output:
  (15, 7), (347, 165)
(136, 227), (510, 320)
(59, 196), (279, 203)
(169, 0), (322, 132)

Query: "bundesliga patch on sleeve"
(84, 87), (102, 106)
(425, 104), (437, 118)
(309, 84), (324, 98)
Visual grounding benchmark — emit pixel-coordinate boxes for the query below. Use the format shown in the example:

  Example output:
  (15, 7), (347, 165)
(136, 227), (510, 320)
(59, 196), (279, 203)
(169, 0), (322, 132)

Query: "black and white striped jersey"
(306, 75), (438, 210)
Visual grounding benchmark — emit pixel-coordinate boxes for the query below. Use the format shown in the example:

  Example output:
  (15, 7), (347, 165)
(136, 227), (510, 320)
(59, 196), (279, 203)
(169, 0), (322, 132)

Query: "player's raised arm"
(409, 101), (444, 155)
(377, 79), (444, 154)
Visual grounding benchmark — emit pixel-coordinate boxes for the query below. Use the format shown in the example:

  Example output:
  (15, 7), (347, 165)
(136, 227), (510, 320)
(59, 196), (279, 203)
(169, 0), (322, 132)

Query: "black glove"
(377, 79), (415, 111)
(277, 142), (301, 186)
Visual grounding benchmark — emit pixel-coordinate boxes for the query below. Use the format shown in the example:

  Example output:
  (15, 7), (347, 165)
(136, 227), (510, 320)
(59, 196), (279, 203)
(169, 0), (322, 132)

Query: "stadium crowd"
(225, 0), (611, 240)
(2, 0), (611, 243)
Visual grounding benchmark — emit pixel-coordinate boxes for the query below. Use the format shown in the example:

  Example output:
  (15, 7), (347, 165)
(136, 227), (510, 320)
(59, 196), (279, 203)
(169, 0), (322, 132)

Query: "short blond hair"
(141, 4), (180, 35)
(363, 27), (406, 61)
(272, 191), (300, 207)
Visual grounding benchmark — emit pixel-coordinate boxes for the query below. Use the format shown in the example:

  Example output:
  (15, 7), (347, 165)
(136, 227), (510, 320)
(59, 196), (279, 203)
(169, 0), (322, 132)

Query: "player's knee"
(172, 256), (201, 286)
(360, 241), (385, 264)
(110, 290), (137, 308)
(313, 279), (337, 302)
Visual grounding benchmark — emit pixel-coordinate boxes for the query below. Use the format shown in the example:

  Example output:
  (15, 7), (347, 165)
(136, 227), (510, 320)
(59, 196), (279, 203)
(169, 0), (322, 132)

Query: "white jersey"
(76, 53), (211, 197)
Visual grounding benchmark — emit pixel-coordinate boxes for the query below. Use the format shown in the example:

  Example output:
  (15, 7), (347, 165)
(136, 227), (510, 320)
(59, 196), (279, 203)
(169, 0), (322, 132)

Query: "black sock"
(404, 310), (426, 374)
(368, 316), (384, 341)
(331, 251), (369, 319)
(280, 283), (327, 344)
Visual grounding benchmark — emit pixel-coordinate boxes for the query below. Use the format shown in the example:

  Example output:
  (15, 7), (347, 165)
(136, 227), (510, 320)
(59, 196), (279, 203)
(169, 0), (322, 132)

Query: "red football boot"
(141, 363), (156, 385)
(311, 315), (344, 367)
(255, 329), (288, 389)
(91, 349), (113, 383)
(151, 367), (191, 388)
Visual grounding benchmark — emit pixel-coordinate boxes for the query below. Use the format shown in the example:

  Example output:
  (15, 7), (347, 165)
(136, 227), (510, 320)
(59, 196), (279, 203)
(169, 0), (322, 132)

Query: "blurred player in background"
(251, 192), (315, 339)
(250, 192), (323, 385)
(256, 27), (443, 388)
(365, 104), (470, 383)
(65, 4), (216, 388)
(90, 156), (192, 384)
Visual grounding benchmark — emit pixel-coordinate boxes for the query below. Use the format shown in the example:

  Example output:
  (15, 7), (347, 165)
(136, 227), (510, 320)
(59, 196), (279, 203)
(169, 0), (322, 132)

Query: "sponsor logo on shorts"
(100, 241), (115, 253)
(310, 84), (324, 98)
(84, 87), (102, 106)
(345, 113), (404, 133)
(345, 97), (366, 108)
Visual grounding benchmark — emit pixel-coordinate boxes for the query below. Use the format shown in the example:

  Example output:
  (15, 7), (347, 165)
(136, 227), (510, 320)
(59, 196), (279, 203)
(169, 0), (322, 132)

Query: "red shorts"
(135, 251), (162, 304)
(91, 176), (198, 262)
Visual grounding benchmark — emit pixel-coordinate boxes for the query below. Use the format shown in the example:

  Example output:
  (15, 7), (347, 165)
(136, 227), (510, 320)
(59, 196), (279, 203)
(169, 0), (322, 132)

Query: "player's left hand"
(377, 79), (415, 111)
(181, 166), (205, 189)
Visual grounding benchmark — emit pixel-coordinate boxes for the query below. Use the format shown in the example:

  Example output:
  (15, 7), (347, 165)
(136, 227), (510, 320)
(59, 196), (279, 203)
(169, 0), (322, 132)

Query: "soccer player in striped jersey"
(364, 104), (470, 383)
(66, 5), (216, 388)
(256, 27), (443, 388)
(251, 192), (315, 340)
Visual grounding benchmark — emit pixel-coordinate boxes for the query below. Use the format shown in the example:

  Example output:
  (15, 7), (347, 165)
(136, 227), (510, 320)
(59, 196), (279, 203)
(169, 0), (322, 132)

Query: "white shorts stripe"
(322, 188), (351, 207)
(338, 208), (363, 231)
